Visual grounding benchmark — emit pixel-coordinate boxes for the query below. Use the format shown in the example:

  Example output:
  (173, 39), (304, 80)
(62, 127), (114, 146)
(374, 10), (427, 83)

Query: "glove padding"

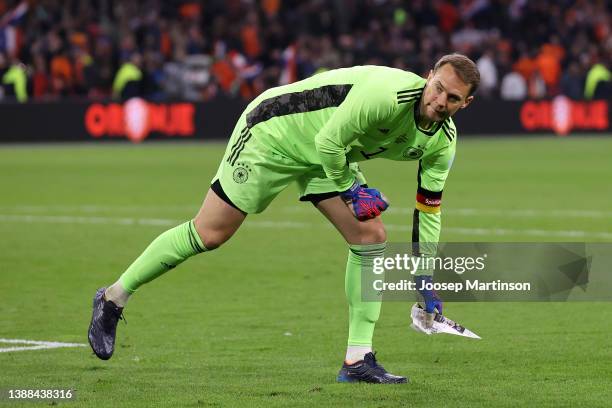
(414, 275), (443, 328)
(340, 182), (389, 221)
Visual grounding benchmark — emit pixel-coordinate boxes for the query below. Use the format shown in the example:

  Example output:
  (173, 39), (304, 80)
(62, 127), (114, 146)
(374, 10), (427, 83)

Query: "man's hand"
(414, 275), (443, 328)
(340, 182), (389, 221)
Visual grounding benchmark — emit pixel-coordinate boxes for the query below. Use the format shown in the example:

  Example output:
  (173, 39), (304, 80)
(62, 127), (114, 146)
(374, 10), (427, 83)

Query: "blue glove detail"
(340, 182), (389, 221)
(414, 275), (443, 314)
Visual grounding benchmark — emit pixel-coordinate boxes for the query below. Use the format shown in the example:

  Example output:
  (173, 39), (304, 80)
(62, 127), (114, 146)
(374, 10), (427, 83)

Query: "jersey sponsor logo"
(424, 197), (441, 206)
(416, 188), (442, 213)
(402, 147), (423, 159)
(416, 193), (441, 207)
(232, 165), (251, 184)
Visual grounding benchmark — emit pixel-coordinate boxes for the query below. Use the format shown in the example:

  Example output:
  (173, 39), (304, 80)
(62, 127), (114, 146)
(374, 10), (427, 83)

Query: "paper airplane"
(410, 303), (481, 339)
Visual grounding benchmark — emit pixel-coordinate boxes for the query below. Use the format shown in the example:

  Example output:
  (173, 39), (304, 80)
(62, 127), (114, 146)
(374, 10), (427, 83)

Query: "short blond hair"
(434, 54), (480, 96)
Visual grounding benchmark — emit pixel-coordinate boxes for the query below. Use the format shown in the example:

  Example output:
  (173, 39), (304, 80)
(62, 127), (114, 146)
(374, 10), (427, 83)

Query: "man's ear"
(426, 70), (433, 80)
(461, 95), (474, 109)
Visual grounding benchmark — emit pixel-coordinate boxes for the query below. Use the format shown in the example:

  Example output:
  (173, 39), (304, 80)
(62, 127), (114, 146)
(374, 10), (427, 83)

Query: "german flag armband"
(415, 187), (442, 214)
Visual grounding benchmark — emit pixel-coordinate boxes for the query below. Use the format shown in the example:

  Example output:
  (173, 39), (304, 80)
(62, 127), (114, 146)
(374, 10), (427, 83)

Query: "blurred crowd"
(0, 0), (611, 103)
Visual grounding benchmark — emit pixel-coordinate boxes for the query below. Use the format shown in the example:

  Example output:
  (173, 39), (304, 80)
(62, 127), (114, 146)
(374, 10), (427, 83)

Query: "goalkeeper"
(89, 54), (478, 384)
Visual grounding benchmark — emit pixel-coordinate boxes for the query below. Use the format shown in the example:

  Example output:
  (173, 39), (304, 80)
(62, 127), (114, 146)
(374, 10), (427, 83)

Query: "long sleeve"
(314, 82), (395, 191)
(412, 143), (455, 275)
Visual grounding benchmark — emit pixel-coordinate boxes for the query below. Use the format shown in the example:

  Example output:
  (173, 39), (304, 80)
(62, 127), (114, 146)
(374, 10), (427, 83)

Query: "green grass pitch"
(0, 137), (611, 407)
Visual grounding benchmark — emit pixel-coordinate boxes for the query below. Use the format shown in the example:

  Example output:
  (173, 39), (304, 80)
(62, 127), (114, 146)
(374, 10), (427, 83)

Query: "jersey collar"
(412, 94), (444, 137)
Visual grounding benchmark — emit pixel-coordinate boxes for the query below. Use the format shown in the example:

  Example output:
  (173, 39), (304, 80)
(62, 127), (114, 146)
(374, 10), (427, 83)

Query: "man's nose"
(435, 92), (447, 106)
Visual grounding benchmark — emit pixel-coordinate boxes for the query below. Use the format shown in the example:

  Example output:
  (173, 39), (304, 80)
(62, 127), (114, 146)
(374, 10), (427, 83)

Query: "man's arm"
(412, 143), (455, 316)
(314, 82), (395, 190)
(412, 144), (455, 272)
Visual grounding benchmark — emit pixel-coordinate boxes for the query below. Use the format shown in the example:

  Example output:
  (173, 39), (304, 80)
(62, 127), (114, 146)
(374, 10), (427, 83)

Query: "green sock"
(345, 243), (386, 346)
(118, 220), (208, 293)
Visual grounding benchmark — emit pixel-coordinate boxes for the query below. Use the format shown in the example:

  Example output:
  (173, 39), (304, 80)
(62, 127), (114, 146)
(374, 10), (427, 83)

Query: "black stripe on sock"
(349, 246), (386, 257)
(188, 222), (205, 253)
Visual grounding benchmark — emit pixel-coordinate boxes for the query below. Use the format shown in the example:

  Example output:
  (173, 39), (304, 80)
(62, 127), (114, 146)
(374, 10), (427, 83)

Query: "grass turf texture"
(0, 137), (611, 407)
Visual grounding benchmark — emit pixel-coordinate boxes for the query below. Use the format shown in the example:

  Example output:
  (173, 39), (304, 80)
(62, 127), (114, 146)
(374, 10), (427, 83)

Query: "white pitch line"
(0, 338), (87, 353)
(0, 204), (197, 212)
(1, 204), (612, 218)
(282, 206), (612, 218)
(0, 214), (176, 227)
(1, 213), (611, 239)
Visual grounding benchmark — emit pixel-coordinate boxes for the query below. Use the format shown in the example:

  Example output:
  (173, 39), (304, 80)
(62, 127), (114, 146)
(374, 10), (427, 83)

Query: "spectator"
(112, 53), (143, 100)
(513, 51), (538, 85)
(2, 58), (28, 102)
(500, 70), (527, 100)
(560, 62), (584, 100)
(435, 0), (460, 34)
(50, 49), (74, 96)
(31, 52), (49, 99)
(535, 37), (565, 96)
(584, 61), (611, 100)
(0, 51), (8, 100)
(528, 71), (547, 99)
(0, 0), (611, 101)
(476, 49), (498, 97)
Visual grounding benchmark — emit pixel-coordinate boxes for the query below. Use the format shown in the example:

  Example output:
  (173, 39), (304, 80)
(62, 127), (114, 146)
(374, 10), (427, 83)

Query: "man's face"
(420, 64), (474, 122)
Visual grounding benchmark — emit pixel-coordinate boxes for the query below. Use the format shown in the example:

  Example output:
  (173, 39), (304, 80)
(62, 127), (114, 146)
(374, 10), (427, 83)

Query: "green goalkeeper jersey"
(243, 65), (456, 257)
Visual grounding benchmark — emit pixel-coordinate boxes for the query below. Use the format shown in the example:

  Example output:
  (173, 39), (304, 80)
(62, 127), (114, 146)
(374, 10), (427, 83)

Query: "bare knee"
(192, 220), (232, 250)
(199, 231), (227, 250)
(356, 221), (387, 245)
(192, 187), (246, 250)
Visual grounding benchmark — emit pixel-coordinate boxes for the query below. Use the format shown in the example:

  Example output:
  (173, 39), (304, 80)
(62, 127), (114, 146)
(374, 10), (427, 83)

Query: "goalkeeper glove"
(414, 275), (443, 314)
(340, 181), (389, 221)
(414, 275), (443, 329)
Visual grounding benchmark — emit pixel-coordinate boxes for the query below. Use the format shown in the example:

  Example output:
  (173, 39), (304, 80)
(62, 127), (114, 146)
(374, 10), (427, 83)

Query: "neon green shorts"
(212, 119), (366, 214)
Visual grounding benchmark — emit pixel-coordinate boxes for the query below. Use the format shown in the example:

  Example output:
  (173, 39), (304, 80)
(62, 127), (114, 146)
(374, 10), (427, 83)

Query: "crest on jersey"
(403, 147), (424, 159)
(232, 164), (251, 183)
